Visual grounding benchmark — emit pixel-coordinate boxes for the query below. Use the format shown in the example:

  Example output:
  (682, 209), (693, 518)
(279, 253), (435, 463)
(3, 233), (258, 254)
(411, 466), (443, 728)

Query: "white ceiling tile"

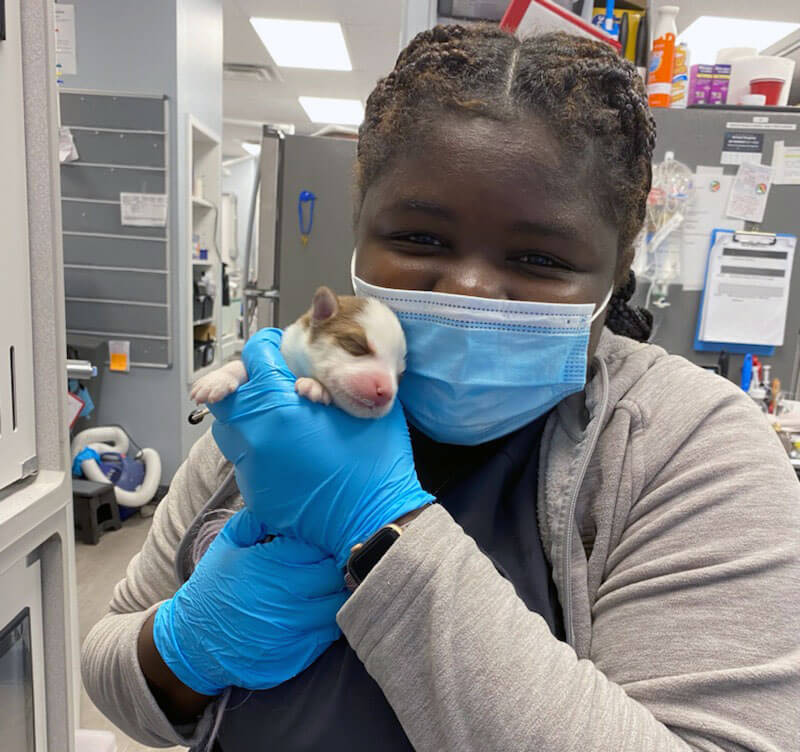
(223, 0), (404, 139)
(233, 0), (405, 28)
(224, 1), (274, 65)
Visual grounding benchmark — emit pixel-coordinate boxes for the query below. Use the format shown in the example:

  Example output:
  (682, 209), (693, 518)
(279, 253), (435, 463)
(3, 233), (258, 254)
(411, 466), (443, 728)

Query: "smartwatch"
(344, 505), (430, 591)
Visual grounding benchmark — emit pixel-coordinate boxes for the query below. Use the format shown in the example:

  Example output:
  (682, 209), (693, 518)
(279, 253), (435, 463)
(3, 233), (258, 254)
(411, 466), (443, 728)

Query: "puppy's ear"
(311, 286), (338, 322)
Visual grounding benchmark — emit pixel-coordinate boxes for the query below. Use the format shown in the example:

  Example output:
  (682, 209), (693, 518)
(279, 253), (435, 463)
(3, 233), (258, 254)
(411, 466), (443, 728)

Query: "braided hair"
(356, 25), (655, 341)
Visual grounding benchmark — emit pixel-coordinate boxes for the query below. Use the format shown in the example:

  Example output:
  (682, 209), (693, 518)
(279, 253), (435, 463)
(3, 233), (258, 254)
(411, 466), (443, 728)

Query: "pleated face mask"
(351, 252), (612, 445)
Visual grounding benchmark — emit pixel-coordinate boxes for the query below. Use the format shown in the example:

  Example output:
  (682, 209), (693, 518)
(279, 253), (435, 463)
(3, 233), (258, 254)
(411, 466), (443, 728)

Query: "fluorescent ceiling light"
(250, 18), (352, 71)
(241, 141), (261, 156)
(678, 16), (800, 65)
(298, 96), (364, 126)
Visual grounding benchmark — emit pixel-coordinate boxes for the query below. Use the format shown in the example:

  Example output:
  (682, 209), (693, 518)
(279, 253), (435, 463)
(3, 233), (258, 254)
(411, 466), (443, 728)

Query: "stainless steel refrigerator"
(256, 130), (358, 329)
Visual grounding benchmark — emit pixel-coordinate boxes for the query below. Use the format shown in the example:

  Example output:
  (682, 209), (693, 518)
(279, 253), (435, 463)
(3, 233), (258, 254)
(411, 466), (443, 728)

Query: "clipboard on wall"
(694, 229), (797, 355)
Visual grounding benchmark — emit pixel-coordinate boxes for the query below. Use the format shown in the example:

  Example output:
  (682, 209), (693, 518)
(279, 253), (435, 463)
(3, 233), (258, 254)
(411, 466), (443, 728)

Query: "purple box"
(709, 64), (731, 105)
(688, 64), (713, 105)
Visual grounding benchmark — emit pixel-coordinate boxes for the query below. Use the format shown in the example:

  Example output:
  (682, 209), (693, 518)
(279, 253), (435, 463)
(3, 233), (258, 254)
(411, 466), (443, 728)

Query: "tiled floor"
(76, 513), (182, 752)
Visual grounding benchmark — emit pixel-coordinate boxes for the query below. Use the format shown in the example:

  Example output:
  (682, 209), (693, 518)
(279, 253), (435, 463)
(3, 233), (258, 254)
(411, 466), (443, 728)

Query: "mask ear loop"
(350, 248), (358, 294)
(591, 286), (615, 323)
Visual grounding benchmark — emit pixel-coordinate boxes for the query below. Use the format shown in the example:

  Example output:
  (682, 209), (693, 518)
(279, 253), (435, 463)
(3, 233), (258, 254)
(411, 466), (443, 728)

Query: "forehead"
(359, 299), (406, 359)
(365, 114), (599, 222)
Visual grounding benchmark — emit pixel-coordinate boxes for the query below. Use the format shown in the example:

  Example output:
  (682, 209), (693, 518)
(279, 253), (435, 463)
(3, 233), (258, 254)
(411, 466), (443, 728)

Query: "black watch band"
(344, 505), (431, 591)
(345, 524), (402, 591)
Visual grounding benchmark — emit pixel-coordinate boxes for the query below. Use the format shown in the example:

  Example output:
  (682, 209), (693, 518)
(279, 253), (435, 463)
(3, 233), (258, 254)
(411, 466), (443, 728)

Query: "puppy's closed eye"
(338, 333), (373, 357)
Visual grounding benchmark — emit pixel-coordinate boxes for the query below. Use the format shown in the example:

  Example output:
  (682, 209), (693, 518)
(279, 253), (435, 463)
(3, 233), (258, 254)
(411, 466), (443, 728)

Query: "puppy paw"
(191, 370), (241, 404)
(295, 377), (332, 405)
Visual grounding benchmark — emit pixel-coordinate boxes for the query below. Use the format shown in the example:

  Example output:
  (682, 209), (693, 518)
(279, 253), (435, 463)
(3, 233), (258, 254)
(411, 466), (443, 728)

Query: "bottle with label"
(647, 5), (679, 108)
(670, 43), (690, 108)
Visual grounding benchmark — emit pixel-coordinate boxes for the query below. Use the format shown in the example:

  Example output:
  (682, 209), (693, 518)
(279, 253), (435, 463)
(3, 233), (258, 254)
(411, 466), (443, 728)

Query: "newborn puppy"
(191, 286), (406, 419)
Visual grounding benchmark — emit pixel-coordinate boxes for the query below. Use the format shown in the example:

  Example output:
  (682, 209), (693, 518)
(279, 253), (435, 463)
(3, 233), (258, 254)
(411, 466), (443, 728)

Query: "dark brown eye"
(338, 333), (372, 357)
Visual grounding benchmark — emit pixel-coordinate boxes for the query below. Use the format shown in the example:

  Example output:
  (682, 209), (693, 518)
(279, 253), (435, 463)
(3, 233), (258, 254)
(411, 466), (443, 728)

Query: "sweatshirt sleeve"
(80, 429), (232, 748)
(337, 379), (800, 751)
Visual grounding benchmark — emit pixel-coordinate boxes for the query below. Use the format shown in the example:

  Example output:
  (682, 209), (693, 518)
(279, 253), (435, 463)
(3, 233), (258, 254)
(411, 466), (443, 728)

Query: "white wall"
(404, 0), (438, 45)
(223, 155), (258, 265)
(176, 0), (224, 456)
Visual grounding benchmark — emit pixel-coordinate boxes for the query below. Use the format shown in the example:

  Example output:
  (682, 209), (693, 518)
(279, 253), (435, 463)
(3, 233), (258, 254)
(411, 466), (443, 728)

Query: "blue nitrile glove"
(210, 328), (433, 568)
(152, 507), (347, 696)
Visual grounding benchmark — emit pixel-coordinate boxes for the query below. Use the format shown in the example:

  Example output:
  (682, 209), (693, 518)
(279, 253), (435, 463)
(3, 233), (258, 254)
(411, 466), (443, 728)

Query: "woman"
(83, 27), (800, 751)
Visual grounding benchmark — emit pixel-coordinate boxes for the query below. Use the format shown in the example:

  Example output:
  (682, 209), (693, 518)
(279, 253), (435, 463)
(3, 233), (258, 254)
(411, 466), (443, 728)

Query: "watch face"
(348, 527), (400, 583)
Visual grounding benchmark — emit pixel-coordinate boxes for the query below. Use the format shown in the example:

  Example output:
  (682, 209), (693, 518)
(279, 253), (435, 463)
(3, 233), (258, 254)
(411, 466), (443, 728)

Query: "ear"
(311, 286), (338, 323)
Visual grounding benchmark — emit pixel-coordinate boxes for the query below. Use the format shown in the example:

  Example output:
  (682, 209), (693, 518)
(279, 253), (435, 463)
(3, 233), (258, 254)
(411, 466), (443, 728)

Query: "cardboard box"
(710, 64), (732, 105)
(688, 64), (714, 105)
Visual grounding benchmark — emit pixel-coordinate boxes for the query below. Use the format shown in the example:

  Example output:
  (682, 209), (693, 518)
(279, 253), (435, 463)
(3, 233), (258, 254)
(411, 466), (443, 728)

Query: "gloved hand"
(210, 328), (433, 568)
(152, 507), (347, 696)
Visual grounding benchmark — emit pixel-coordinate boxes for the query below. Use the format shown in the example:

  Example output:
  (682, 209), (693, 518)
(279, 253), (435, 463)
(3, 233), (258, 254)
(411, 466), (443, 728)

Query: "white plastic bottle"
(648, 5), (680, 108)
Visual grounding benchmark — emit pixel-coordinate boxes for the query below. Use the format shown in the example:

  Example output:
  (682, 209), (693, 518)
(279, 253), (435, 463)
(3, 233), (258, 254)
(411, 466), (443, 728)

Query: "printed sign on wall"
(721, 131), (764, 166)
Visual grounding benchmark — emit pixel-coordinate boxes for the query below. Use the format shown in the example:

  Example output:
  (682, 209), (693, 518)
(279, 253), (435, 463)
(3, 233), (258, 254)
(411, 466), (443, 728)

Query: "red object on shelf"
(500, 0), (622, 52)
(749, 78), (785, 106)
(752, 355), (763, 383)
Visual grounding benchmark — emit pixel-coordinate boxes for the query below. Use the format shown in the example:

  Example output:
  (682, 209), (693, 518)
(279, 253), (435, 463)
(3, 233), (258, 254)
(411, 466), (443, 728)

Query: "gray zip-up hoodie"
(81, 331), (800, 751)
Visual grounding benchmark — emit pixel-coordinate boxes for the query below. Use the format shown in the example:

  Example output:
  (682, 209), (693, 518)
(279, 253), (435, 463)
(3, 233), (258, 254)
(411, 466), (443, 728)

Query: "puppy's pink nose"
(372, 381), (392, 408)
(351, 372), (394, 408)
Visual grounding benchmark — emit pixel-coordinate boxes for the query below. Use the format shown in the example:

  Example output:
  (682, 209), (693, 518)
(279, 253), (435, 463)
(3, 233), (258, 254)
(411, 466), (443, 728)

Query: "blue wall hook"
(298, 190), (316, 246)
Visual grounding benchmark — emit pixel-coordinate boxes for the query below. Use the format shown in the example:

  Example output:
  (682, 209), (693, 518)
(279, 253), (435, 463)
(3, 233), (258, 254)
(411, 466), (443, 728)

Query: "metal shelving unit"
(59, 90), (171, 368)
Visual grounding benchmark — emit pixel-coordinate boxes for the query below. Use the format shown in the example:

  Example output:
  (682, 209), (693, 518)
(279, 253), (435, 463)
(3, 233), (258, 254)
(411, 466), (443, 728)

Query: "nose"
(372, 383), (392, 408)
(432, 258), (507, 299)
(350, 371), (394, 408)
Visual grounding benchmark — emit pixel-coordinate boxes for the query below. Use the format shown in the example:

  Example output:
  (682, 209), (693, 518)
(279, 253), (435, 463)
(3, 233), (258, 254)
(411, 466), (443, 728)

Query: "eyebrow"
(384, 199), (582, 242)
(510, 218), (581, 241)
(385, 199), (455, 220)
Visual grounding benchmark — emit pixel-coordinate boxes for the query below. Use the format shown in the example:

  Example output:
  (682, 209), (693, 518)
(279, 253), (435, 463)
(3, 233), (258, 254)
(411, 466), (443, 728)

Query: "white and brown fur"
(191, 286), (406, 419)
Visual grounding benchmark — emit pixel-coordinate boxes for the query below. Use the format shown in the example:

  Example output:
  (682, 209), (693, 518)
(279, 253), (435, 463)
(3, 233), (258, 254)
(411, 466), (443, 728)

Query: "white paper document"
(772, 141), (800, 185)
(680, 167), (743, 291)
(66, 391), (84, 429)
(59, 127), (79, 163)
(726, 162), (773, 224)
(699, 231), (796, 346)
(120, 192), (167, 227)
(54, 4), (77, 76)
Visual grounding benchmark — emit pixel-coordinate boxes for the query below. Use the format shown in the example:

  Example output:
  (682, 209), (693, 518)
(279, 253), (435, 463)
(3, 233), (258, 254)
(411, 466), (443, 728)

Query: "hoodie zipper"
(562, 359), (610, 647)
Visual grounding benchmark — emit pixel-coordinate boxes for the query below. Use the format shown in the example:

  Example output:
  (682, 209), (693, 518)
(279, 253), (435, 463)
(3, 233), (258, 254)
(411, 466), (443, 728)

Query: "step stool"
(72, 478), (121, 544)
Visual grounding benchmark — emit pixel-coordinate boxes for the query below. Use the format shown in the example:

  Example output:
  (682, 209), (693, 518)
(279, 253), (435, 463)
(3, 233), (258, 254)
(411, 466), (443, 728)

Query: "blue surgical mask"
(351, 253), (612, 445)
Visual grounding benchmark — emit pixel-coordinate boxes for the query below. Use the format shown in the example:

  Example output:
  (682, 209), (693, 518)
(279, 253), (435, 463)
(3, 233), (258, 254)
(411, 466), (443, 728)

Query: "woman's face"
(355, 115), (620, 359)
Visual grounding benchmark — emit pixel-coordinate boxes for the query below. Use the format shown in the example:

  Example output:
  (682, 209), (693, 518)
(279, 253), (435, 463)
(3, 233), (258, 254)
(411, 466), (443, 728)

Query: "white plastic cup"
(740, 93), (767, 106)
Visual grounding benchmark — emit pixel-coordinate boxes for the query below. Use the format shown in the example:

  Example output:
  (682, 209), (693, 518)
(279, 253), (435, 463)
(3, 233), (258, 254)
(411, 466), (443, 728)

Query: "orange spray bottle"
(647, 6), (679, 108)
